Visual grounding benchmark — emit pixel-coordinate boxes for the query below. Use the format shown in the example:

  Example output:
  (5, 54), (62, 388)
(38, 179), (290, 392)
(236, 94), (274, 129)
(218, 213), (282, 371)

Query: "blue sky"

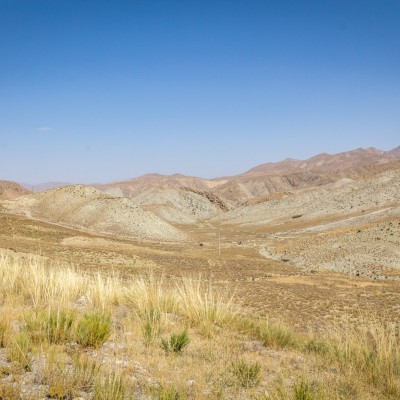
(1, 0), (399, 183)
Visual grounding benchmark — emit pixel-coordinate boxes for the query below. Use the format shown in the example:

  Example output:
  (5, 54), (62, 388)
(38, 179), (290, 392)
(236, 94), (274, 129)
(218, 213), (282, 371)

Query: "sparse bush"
(161, 329), (190, 354)
(257, 321), (296, 349)
(72, 354), (101, 391)
(23, 308), (76, 345)
(7, 331), (32, 371)
(0, 382), (21, 400)
(44, 309), (75, 344)
(293, 379), (318, 400)
(235, 317), (296, 349)
(41, 349), (100, 397)
(76, 312), (112, 348)
(151, 384), (186, 399)
(304, 338), (329, 355)
(255, 379), (320, 400)
(93, 372), (126, 400)
(231, 359), (261, 388)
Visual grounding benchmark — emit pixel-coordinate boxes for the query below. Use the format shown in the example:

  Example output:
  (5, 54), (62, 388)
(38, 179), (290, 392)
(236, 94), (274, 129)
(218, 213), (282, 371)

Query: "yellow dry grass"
(0, 249), (399, 399)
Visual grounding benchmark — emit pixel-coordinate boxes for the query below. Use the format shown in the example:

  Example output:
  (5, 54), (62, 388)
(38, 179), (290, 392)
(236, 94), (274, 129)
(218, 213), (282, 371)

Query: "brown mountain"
(0, 180), (31, 199)
(96, 173), (226, 198)
(210, 146), (400, 206)
(95, 145), (400, 212)
(242, 147), (400, 177)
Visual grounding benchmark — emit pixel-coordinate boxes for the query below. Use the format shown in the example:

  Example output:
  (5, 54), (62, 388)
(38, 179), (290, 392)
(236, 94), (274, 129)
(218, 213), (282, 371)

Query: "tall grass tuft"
(177, 278), (235, 328)
(327, 316), (400, 396)
(234, 317), (297, 349)
(231, 359), (261, 388)
(93, 372), (126, 400)
(7, 332), (32, 371)
(124, 273), (178, 316)
(0, 252), (122, 309)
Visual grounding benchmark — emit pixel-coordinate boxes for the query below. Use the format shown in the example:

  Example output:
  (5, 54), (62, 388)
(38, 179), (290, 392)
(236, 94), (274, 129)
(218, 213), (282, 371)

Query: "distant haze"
(1, 1), (399, 183)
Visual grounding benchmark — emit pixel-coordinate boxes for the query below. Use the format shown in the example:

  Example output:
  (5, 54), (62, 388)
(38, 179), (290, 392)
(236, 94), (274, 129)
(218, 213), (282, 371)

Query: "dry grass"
(315, 314), (400, 397)
(0, 249), (399, 399)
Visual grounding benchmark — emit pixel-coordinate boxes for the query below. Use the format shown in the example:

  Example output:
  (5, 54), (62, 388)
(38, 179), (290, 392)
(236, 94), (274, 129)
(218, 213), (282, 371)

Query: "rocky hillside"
(0, 180), (30, 199)
(3, 185), (187, 242)
(97, 146), (400, 210)
(214, 163), (400, 279)
(96, 174), (229, 222)
(242, 146), (400, 177)
(214, 165), (400, 227)
(212, 159), (400, 207)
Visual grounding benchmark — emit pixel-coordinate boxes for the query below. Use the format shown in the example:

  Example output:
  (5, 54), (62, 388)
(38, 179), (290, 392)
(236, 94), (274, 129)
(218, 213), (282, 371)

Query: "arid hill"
(97, 173), (227, 197)
(96, 146), (400, 210)
(3, 185), (187, 242)
(242, 146), (400, 177)
(0, 180), (30, 199)
(212, 158), (400, 206)
(96, 174), (229, 222)
(214, 162), (400, 279)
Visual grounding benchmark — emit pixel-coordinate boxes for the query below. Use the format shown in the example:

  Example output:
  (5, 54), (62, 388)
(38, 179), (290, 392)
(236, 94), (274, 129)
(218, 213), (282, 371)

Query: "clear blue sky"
(1, 0), (399, 183)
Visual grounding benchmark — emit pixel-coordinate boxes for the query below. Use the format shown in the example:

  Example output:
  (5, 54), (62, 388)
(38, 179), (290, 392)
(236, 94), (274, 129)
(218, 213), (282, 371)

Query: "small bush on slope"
(76, 312), (112, 348)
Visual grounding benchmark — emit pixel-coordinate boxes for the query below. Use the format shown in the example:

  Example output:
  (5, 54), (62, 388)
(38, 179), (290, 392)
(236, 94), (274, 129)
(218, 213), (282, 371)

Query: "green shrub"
(76, 312), (112, 348)
(44, 309), (75, 344)
(161, 329), (190, 354)
(231, 359), (261, 388)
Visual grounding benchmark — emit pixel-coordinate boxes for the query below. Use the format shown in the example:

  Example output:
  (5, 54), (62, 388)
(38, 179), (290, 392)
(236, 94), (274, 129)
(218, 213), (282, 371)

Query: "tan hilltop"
(96, 173), (229, 223)
(0, 180), (30, 200)
(3, 185), (187, 242)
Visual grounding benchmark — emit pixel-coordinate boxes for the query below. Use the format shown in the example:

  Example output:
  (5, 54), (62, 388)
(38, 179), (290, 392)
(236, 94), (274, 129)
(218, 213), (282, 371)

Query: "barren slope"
(3, 185), (187, 241)
(212, 159), (400, 206)
(215, 166), (400, 279)
(0, 180), (30, 199)
(97, 173), (227, 196)
(215, 166), (400, 227)
(97, 174), (229, 223)
(243, 146), (400, 177)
